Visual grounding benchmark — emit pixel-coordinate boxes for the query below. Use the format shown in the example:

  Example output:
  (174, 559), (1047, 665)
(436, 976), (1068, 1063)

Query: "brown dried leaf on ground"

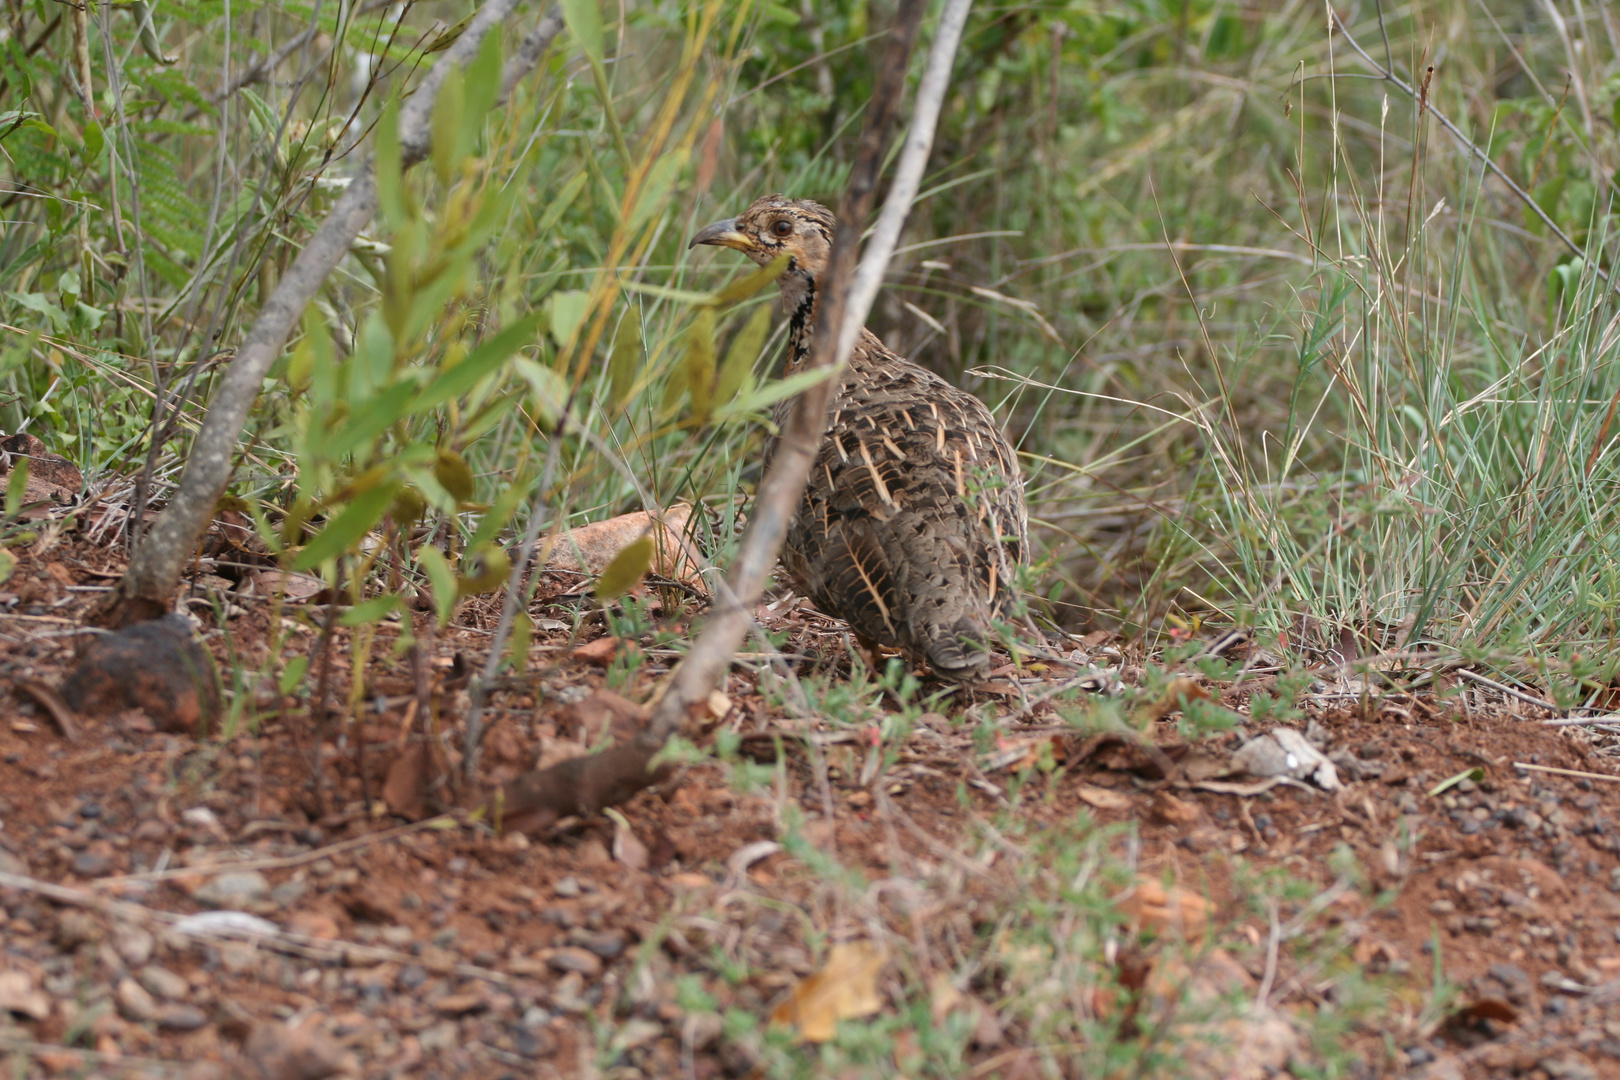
(60, 615), (221, 734)
(544, 504), (706, 588)
(1, 432), (83, 510)
(771, 941), (890, 1043)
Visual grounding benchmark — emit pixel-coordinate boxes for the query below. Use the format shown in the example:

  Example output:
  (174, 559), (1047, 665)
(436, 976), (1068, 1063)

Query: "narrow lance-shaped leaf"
(416, 546), (458, 628)
(292, 477), (403, 570)
(460, 32), (504, 161)
(561, 0), (603, 67)
(607, 312), (643, 411)
(375, 97), (405, 229)
(683, 307), (717, 426)
(410, 311), (542, 414)
(716, 302), (772, 407)
(430, 66), (465, 186)
(595, 535), (654, 600)
(712, 253), (790, 306)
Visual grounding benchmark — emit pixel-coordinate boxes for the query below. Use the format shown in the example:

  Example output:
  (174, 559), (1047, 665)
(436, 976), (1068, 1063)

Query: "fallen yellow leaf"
(770, 941), (889, 1042)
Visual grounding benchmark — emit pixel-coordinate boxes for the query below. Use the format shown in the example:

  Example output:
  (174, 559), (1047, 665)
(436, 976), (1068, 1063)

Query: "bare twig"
(1332, 8), (1612, 290)
(106, 2), (565, 626)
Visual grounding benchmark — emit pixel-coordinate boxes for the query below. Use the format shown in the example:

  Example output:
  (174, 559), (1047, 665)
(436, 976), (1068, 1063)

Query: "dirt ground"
(5, 528), (1620, 1079)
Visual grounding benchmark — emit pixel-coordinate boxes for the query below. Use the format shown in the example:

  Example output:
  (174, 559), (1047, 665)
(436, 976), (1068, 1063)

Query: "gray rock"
(155, 1004), (208, 1031)
(552, 876), (582, 898)
(193, 871), (270, 909)
(71, 851), (114, 877)
(138, 965), (190, 1001)
(546, 947), (603, 978)
(116, 977), (157, 1022)
(269, 878), (308, 907)
(114, 924), (155, 968)
(418, 1020), (459, 1052)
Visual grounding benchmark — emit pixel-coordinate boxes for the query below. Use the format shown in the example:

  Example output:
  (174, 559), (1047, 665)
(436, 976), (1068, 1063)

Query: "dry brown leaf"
(545, 505), (705, 588)
(606, 809), (650, 871)
(1149, 791), (1200, 826)
(572, 637), (621, 666)
(770, 941), (889, 1042)
(1074, 784), (1132, 810)
(1114, 876), (1212, 938)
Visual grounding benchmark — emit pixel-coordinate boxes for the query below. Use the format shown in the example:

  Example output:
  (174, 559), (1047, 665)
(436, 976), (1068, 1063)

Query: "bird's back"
(771, 331), (1026, 680)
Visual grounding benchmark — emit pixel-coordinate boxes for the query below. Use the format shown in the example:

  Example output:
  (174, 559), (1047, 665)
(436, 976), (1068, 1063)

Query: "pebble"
(116, 977), (158, 1022)
(397, 965), (428, 991)
(546, 947), (603, 978)
(574, 931), (627, 960)
(194, 870), (271, 908)
(155, 1004), (208, 1031)
(381, 925), (414, 947)
(114, 924), (155, 968)
(432, 993), (487, 1016)
(138, 965), (190, 1001)
(553, 877), (582, 899)
(71, 851), (114, 877)
(418, 1020), (460, 1052)
(270, 879), (308, 907)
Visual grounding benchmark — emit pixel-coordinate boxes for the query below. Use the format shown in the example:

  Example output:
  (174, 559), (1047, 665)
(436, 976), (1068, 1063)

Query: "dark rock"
(61, 616), (221, 735)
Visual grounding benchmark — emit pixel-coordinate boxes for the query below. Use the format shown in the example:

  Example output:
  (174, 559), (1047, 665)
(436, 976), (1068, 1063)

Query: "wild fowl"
(691, 195), (1028, 681)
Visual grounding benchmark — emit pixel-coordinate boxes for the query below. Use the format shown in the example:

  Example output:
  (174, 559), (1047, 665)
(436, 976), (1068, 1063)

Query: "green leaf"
(628, 150), (687, 233)
(716, 303), (772, 406)
(430, 66), (465, 186)
(548, 289), (590, 348)
(595, 534), (654, 599)
(4, 458), (29, 517)
(340, 593), (404, 627)
(467, 475), (532, 552)
(325, 380), (417, 459)
(462, 31), (503, 146)
(433, 448), (476, 502)
(619, 279), (716, 305)
(562, 0), (604, 67)
(0, 549), (14, 586)
(712, 253), (790, 307)
(416, 546), (458, 628)
(410, 311), (541, 414)
(682, 307), (717, 425)
(292, 478), (402, 570)
(1428, 767), (1484, 797)
(505, 610), (532, 674)
(277, 655), (309, 696)
(535, 173), (588, 236)
(82, 119), (105, 163)
(376, 97), (405, 228)
(607, 313), (643, 410)
(512, 357), (570, 430)
(718, 361), (837, 418)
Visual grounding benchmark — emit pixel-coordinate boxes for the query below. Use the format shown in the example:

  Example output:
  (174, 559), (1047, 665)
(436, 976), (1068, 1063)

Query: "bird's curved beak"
(689, 217), (753, 251)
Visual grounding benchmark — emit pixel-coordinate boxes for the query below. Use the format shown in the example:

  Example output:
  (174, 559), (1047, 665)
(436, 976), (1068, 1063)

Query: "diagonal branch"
(1332, 8), (1612, 291)
(104, 3), (567, 627)
(639, 0), (974, 748)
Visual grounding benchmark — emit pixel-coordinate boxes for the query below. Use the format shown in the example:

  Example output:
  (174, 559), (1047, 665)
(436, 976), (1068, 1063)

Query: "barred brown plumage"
(692, 195), (1028, 681)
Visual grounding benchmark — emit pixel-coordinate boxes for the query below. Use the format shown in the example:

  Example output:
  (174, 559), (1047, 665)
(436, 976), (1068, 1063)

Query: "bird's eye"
(770, 219), (794, 238)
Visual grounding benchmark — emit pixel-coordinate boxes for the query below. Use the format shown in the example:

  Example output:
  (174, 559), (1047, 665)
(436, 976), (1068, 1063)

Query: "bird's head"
(689, 195), (835, 280)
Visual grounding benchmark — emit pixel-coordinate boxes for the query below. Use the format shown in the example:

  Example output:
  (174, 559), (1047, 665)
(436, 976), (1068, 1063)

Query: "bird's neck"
(780, 260), (818, 375)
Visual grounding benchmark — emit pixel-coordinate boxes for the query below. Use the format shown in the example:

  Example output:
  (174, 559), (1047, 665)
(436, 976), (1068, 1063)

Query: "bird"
(690, 194), (1028, 682)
